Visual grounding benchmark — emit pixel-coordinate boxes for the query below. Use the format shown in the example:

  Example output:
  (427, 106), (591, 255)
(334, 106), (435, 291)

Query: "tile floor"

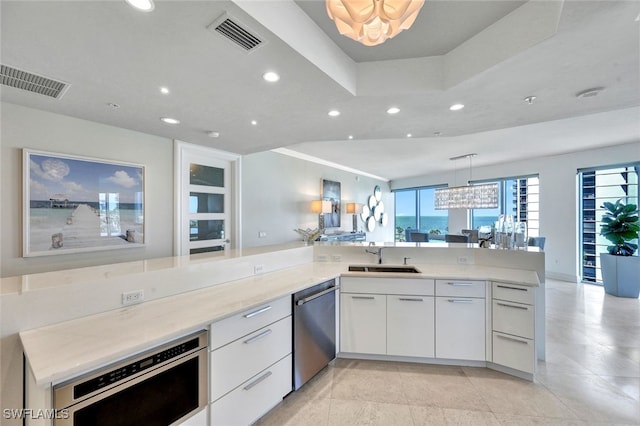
(256, 279), (640, 425)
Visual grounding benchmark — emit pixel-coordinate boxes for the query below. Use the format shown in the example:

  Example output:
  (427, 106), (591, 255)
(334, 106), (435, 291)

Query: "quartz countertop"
(20, 261), (539, 386)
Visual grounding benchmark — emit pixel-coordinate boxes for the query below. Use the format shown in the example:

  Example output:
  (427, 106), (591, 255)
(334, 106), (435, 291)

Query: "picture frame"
(321, 179), (341, 228)
(23, 149), (145, 257)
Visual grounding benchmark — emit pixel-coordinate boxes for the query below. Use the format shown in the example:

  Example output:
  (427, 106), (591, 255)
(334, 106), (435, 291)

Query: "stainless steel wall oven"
(53, 330), (208, 426)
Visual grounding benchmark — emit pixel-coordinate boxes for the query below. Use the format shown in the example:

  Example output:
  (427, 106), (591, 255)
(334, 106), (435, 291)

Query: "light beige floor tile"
(399, 364), (491, 411)
(495, 413), (588, 425)
(295, 364), (335, 401)
(540, 372), (640, 424)
(441, 408), (500, 425)
(599, 375), (640, 401)
(331, 360), (406, 404)
(409, 406), (447, 426)
(327, 399), (414, 426)
(254, 395), (331, 426)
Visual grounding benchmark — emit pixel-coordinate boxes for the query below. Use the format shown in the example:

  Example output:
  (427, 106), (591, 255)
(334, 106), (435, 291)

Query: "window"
(471, 176), (539, 237)
(394, 186), (448, 241)
(579, 164), (639, 284)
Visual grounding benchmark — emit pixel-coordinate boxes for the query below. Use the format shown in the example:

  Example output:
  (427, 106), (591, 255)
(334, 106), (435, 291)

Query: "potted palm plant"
(599, 199), (640, 298)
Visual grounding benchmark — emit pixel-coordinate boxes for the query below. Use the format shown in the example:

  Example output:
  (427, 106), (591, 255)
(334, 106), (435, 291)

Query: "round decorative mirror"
(366, 216), (376, 232)
(374, 185), (382, 202)
(368, 195), (377, 209)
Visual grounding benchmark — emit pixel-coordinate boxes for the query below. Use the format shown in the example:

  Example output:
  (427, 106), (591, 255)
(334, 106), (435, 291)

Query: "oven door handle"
(296, 286), (338, 306)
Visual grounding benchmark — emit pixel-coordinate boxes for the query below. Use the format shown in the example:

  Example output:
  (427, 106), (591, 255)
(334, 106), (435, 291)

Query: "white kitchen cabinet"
(491, 282), (535, 375)
(209, 295), (292, 425)
(435, 280), (486, 361)
(435, 297), (486, 360)
(210, 354), (293, 426)
(340, 292), (387, 354)
(387, 295), (435, 357)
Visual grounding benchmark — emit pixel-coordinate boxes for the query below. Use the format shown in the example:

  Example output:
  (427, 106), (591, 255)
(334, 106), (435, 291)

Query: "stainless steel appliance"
(53, 330), (208, 426)
(292, 279), (337, 390)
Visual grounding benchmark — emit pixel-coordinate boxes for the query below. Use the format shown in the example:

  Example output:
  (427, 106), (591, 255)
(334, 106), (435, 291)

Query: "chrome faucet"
(365, 247), (384, 264)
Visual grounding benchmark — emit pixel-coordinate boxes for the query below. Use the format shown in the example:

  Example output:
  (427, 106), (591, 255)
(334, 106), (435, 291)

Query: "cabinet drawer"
(492, 332), (534, 374)
(210, 295), (291, 349)
(492, 300), (534, 339)
(211, 315), (292, 402)
(211, 354), (292, 426)
(492, 282), (534, 305)
(341, 277), (434, 296)
(435, 280), (485, 298)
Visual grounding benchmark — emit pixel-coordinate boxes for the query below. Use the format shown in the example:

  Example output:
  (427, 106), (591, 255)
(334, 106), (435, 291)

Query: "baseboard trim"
(545, 271), (578, 283)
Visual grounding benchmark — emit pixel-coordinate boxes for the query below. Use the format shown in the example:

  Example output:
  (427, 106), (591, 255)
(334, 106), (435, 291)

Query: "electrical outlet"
(457, 256), (469, 264)
(122, 290), (144, 305)
(332, 255), (342, 262)
(254, 264), (264, 274)
(258, 231), (267, 238)
(317, 254), (328, 262)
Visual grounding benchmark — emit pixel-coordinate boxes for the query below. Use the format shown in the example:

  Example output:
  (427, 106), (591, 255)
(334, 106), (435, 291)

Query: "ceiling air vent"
(208, 13), (264, 52)
(0, 64), (70, 99)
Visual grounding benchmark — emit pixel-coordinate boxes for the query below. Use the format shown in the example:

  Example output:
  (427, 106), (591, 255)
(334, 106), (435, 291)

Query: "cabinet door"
(435, 297), (485, 360)
(340, 293), (386, 355)
(387, 295), (435, 358)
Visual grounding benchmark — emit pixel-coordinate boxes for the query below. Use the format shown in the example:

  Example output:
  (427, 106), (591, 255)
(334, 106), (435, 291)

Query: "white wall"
(0, 103), (175, 277)
(391, 142), (640, 281)
(241, 150), (394, 247)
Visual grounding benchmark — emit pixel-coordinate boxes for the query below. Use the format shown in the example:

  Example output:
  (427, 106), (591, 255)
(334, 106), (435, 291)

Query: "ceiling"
(1, 0), (639, 182)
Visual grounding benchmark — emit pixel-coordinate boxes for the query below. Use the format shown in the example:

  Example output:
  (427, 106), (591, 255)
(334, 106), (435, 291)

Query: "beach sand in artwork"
(29, 204), (144, 253)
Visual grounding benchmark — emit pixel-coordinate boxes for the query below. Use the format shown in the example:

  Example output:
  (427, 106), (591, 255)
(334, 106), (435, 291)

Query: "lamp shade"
(311, 200), (332, 213)
(346, 202), (361, 214)
(326, 0), (425, 46)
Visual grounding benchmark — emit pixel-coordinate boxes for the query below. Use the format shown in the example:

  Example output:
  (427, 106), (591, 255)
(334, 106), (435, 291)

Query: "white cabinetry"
(209, 296), (292, 425)
(435, 280), (486, 361)
(387, 295), (435, 357)
(340, 277), (435, 358)
(340, 293), (387, 354)
(491, 282), (535, 375)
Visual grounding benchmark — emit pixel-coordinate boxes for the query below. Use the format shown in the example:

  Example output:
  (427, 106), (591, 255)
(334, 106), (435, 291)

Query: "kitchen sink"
(347, 265), (421, 273)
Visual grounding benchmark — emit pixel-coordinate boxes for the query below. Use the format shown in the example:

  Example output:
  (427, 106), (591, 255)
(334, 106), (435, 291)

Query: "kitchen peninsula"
(7, 242), (544, 425)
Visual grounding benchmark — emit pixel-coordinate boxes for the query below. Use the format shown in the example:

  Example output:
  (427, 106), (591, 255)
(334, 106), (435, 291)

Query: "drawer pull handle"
(399, 297), (423, 302)
(497, 334), (530, 344)
(497, 285), (528, 292)
(243, 371), (273, 391)
(447, 299), (474, 303)
(497, 302), (529, 310)
(352, 296), (375, 300)
(243, 329), (272, 344)
(244, 305), (272, 318)
(447, 282), (474, 286)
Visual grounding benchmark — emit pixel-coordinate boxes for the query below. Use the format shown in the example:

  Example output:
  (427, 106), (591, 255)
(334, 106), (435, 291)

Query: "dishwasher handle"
(296, 286), (338, 306)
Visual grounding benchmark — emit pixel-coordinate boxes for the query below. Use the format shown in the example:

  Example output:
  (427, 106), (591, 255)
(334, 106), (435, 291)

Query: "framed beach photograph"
(23, 149), (145, 257)
(321, 179), (341, 228)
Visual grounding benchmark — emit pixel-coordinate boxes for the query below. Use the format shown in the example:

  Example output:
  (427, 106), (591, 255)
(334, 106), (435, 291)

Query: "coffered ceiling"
(1, 0), (639, 181)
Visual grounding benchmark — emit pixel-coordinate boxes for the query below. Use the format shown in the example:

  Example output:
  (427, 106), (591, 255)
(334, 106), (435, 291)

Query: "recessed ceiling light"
(262, 71), (280, 82)
(449, 103), (464, 111)
(160, 87), (169, 94)
(125, 0), (154, 12)
(524, 96), (536, 105)
(434, 131), (442, 137)
(328, 110), (340, 117)
(207, 131), (220, 138)
(576, 87), (605, 98)
(160, 117), (179, 125)
(348, 135), (354, 140)
(251, 120), (258, 126)
(107, 102), (120, 109)
(387, 107), (400, 115)
(406, 133), (412, 138)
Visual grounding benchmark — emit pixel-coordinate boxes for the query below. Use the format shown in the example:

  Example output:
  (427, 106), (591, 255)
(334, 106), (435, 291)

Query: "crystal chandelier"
(434, 154), (499, 210)
(326, 0), (425, 46)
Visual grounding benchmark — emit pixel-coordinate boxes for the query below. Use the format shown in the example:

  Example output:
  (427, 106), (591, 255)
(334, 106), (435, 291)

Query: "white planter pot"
(600, 253), (640, 298)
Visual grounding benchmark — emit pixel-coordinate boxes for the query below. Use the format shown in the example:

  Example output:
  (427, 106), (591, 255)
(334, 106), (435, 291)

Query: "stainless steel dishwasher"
(292, 279), (337, 390)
